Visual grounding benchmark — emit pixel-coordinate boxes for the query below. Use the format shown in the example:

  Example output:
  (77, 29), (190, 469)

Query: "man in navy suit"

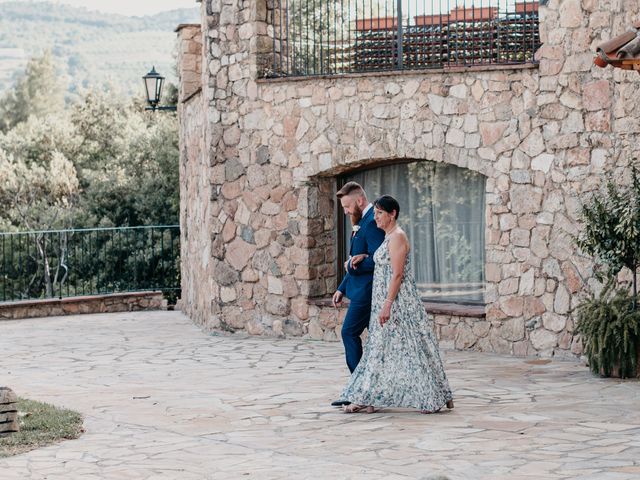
(331, 182), (385, 406)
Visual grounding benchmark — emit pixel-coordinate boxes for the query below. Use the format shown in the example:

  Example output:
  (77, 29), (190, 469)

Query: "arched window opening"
(339, 160), (485, 304)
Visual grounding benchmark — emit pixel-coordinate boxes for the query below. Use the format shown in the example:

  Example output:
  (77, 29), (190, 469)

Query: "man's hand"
(332, 290), (344, 308)
(344, 258), (350, 272)
(350, 254), (368, 270)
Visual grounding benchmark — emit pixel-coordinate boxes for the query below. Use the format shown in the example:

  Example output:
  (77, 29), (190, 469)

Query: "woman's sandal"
(420, 407), (442, 414)
(343, 404), (375, 414)
(421, 400), (454, 414)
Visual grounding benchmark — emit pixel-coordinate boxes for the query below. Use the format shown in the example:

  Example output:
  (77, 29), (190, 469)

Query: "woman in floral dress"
(339, 195), (454, 414)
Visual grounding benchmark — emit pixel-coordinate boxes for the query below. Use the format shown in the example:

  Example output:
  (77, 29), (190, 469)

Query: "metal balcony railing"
(0, 225), (180, 303)
(270, 0), (540, 77)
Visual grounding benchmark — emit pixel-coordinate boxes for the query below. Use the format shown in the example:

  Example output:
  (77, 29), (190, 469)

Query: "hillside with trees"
(0, 52), (179, 231)
(0, 1), (199, 97)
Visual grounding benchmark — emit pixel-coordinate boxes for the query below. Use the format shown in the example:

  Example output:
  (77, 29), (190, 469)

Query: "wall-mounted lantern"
(142, 66), (177, 112)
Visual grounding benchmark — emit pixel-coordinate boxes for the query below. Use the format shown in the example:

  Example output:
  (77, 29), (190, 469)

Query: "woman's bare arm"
(386, 232), (409, 303)
(378, 231), (409, 326)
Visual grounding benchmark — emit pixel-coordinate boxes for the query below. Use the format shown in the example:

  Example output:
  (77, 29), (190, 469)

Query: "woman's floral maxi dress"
(339, 234), (453, 411)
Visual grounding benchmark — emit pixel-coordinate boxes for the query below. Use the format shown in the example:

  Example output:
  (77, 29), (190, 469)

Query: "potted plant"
(575, 167), (640, 378)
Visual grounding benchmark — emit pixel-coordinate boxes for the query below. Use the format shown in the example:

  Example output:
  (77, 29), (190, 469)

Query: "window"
(339, 160), (486, 304)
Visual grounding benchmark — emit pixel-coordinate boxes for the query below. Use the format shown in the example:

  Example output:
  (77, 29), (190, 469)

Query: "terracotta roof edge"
(594, 23), (640, 69)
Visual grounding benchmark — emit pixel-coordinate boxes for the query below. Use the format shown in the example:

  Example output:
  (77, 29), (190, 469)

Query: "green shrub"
(575, 282), (640, 378)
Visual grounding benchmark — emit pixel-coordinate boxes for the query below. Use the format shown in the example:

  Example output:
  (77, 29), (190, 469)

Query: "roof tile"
(595, 21), (640, 70)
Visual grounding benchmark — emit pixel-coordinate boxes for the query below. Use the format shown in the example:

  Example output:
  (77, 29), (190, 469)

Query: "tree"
(576, 167), (640, 305)
(574, 167), (640, 377)
(0, 51), (65, 132)
(0, 144), (79, 232)
(0, 148), (80, 298)
(0, 110), (77, 168)
(0, 85), (179, 230)
(67, 90), (179, 227)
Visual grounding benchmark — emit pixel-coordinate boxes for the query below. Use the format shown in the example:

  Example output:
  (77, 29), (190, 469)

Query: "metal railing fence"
(270, 0), (540, 76)
(0, 225), (180, 303)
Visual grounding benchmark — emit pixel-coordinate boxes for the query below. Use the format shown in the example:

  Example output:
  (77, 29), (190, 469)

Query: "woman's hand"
(378, 301), (391, 327)
(350, 254), (368, 269)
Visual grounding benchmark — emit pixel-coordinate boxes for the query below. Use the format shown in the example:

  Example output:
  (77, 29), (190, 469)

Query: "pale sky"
(0, 0), (198, 17)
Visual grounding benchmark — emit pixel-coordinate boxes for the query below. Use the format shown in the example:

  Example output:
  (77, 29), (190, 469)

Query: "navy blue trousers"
(341, 301), (371, 373)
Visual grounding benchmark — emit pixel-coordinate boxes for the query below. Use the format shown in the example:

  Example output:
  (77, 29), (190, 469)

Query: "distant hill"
(0, 1), (200, 97)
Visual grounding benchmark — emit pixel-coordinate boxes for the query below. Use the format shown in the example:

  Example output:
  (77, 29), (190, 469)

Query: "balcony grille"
(269, 0), (540, 77)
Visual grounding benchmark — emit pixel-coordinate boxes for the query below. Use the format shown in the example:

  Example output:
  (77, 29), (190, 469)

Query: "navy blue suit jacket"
(337, 206), (385, 304)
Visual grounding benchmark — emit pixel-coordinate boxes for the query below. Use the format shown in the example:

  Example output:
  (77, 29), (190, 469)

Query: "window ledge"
(308, 298), (485, 318)
(259, 63), (538, 84)
(423, 302), (485, 318)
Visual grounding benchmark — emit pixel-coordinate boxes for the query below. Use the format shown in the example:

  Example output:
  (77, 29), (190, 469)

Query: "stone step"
(0, 387), (19, 435)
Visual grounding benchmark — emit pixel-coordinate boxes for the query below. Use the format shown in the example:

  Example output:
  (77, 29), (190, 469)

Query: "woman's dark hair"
(374, 195), (400, 219)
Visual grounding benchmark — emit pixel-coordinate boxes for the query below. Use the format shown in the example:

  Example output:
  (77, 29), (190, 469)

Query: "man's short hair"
(336, 181), (365, 199)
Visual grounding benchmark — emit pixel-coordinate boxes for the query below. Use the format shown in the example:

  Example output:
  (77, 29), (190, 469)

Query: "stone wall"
(0, 292), (166, 321)
(177, 19), (210, 329)
(176, 24), (203, 101)
(178, 0), (640, 357)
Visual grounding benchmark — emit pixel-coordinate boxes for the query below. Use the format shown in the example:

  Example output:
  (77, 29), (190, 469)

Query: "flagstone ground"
(1, 311), (639, 479)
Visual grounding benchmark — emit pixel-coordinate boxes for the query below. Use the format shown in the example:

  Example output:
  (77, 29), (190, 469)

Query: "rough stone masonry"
(176, 0), (640, 358)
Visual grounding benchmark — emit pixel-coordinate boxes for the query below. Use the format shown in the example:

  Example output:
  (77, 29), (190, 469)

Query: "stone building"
(176, 0), (640, 357)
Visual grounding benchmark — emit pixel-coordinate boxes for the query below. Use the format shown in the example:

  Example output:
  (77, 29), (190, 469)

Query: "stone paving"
(1, 311), (640, 479)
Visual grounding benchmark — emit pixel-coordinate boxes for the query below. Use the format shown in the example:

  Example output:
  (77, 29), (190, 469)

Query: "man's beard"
(350, 204), (363, 226)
